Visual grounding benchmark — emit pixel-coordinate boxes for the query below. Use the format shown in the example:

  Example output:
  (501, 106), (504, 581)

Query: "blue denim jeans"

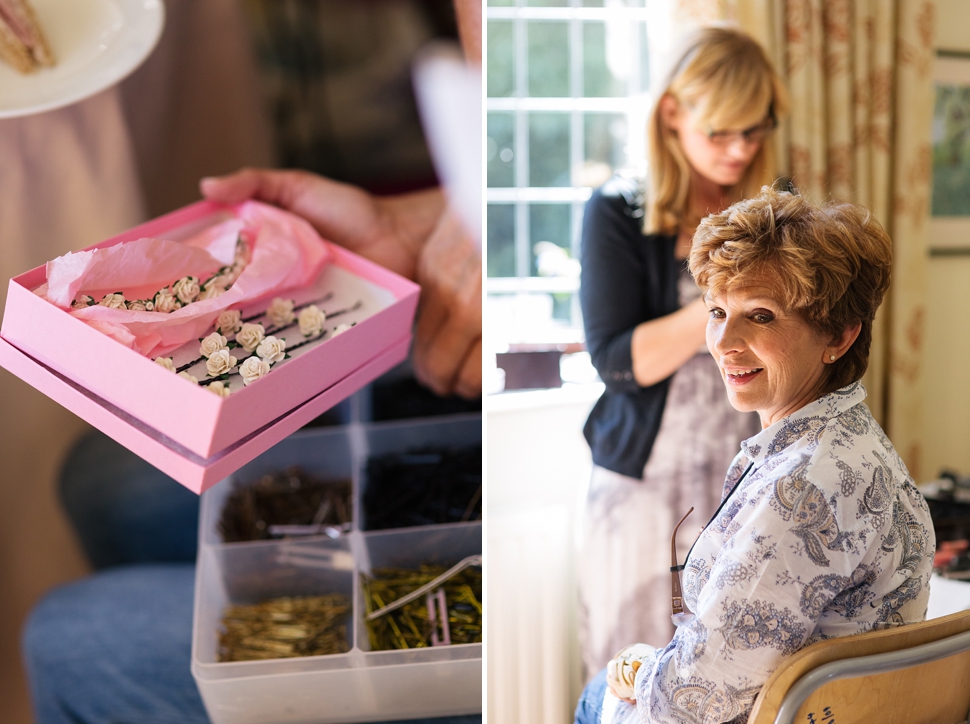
(574, 668), (609, 724)
(22, 431), (481, 724)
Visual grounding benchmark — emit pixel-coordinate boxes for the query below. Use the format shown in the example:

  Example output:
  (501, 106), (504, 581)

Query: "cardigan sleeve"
(580, 183), (649, 395)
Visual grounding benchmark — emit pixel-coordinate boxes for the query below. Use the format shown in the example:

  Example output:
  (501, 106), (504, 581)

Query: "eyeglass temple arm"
(670, 507), (694, 616)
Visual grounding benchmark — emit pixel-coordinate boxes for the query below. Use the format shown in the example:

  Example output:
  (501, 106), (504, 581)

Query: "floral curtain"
(665, 0), (936, 478)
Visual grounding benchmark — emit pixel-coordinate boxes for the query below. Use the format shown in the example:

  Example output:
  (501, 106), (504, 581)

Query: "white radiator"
(486, 385), (600, 723)
(487, 505), (584, 724)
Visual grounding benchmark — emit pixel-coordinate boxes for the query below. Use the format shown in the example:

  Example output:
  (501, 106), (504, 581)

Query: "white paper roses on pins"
(298, 304), (326, 337)
(40, 202), (332, 358)
(266, 298), (294, 328)
(215, 310), (242, 336)
(205, 349), (237, 377)
(199, 333), (228, 359)
(236, 323), (265, 353)
(255, 336), (286, 364)
(239, 356), (271, 385)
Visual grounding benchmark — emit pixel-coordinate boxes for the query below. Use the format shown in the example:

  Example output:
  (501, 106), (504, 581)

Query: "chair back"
(746, 609), (970, 724)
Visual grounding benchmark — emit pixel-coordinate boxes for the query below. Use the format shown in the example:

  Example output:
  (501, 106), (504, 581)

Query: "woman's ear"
(824, 322), (862, 364)
(659, 94), (680, 134)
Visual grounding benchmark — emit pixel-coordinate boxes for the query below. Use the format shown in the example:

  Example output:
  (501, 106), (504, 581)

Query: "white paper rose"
(207, 381), (231, 397)
(256, 336), (286, 364)
(236, 323), (265, 352)
(100, 293), (127, 310)
(153, 289), (181, 314)
(154, 357), (175, 372)
(203, 267), (232, 292)
(178, 371), (199, 384)
(205, 349), (238, 377)
(200, 332), (228, 358)
(72, 295), (95, 309)
(219, 266), (241, 287)
(298, 304), (326, 337)
(172, 276), (201, 304)
(127, 299), (154, 312)
(215, 310), (242, 336)
(332, 323), (353, 337)
(198, 285), (224, 301)
(240, 356), (271, 386)
(266, 298), (295, 328)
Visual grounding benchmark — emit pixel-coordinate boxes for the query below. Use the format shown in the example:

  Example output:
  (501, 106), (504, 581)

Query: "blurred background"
(0, 1), (476, 721)
(486, 0), (970, 722)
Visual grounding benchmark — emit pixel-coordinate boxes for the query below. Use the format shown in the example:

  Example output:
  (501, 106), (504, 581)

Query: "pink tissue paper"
(39, 201), (331, 358)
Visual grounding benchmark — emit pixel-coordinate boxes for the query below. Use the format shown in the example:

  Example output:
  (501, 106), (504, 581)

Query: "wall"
(921, 0), (970, 480)
(486, 384), (599, 724)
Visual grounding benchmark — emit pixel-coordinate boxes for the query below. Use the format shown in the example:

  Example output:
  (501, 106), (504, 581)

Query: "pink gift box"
(0, 201), (420, 493)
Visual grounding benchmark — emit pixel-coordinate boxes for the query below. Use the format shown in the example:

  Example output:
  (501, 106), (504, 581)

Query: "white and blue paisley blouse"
(612, 382), (935, 724)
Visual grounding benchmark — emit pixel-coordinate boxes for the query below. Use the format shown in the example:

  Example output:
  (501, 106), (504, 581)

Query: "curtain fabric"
(668, 0), (936, 478)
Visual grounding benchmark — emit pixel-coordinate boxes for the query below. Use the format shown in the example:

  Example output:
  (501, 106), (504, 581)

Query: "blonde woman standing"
(578, 27), (788, 677)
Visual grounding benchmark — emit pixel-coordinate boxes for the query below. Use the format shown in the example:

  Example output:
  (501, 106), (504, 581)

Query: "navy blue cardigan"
(580, 176), (681, 479)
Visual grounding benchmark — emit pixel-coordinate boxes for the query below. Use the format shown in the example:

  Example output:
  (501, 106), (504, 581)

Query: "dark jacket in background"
(580, 175), (681, 479)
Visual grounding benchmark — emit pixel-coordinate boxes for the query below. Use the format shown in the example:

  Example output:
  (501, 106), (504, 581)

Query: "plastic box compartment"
(192, 415), (482, 724)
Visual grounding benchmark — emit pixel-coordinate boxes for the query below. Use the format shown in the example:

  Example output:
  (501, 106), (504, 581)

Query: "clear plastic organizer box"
(191, 413), (482, 724)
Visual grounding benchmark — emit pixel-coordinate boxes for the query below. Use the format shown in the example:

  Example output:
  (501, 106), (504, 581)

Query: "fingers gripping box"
(0, 201), (420, 493)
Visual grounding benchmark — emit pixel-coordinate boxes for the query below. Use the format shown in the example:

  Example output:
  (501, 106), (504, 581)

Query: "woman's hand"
(200, 169), (481, 398)
(412, 208), (482, 398)
(606, 643), (654, 703)
(630, 296), (709, 386)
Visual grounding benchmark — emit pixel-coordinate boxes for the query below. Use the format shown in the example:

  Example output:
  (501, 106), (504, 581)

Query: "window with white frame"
(486, 0), (652, 358)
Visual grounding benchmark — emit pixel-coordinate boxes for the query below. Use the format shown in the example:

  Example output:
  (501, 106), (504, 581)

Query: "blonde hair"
(689, 188), (892, 392)
(646, 27), (788, 235)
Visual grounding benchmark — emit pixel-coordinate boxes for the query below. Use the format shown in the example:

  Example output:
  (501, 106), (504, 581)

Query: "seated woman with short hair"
(575, 187), (935, 724)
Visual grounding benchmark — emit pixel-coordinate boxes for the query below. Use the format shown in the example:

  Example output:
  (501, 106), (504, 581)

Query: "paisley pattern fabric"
(604, 383), (934, 724)
(577, 264), (760, 676)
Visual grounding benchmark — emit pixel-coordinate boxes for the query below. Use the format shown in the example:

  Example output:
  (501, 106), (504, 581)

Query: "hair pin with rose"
(155, 295), (362, 395)
(171, 296), (361, 375)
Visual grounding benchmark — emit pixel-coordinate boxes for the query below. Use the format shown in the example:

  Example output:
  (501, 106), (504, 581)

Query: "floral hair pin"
(153, 294), (362, 394)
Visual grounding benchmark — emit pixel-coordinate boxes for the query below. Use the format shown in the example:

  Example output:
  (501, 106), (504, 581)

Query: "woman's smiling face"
(705, 280), (833, 428)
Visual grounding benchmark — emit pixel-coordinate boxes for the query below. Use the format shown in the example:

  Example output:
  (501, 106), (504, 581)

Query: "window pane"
(487, 20), (514, 97)
(528, 21), (569, 97)
(529, 112), (570, 187)
(488, 113), (515, 187)
(583, 113), (627, 187)
(487, 0), (514, 5)
(529, 204), (571, 276)
(638, 22), (650, 94)
(527, 0), (569, 6)
(487, 204), (516, 278)
(584, 21), (629, 97)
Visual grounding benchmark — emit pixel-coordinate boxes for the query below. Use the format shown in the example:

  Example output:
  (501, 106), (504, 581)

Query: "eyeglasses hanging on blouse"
(670, 506), (695, 627)
(669, 462), (755, 628)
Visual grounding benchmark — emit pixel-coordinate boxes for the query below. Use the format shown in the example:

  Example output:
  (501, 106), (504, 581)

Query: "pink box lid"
(0, 201), (420, 492)
(0, 333), (410, 494)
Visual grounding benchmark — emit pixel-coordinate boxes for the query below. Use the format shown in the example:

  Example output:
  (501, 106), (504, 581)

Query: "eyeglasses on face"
(705, 109), (777, 147)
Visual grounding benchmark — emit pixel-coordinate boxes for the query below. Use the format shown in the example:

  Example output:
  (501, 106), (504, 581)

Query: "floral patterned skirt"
(577, 351), (760, 679)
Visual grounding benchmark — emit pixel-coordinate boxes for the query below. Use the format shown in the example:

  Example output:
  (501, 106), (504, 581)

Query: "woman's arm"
(581, 185), (707, 392)
(630, 297), (707, 386)
(580, 183), (707, 392)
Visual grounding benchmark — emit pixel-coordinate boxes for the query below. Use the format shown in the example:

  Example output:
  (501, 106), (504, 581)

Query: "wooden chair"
(746, 609), (970, 724)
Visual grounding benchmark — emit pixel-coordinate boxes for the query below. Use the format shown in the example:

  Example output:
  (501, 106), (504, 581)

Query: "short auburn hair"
(688, 188), (892, 391)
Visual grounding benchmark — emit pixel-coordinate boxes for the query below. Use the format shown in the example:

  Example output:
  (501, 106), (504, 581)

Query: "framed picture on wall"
(931, 52), (970, 253)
